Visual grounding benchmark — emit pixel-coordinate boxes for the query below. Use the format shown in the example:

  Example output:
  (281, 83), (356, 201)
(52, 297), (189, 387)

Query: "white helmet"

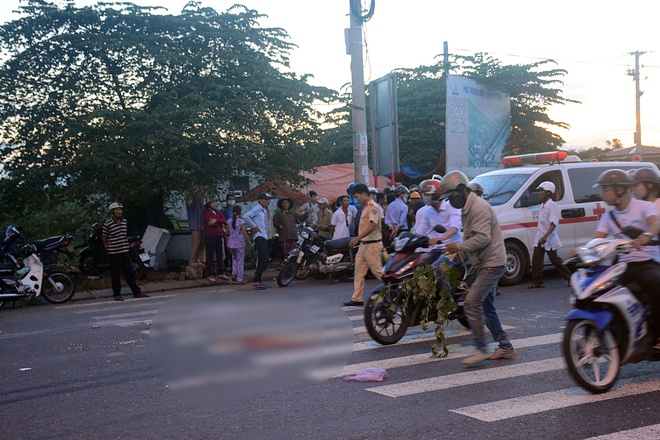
(109, 202), (123, 211)
(536, 181), (556, 193)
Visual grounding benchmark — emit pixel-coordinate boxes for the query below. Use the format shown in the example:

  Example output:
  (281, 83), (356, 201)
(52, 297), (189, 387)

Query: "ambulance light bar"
(502, 151), (569, 167)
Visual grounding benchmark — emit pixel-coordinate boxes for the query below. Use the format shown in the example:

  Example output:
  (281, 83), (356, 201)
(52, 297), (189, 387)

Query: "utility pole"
(626, 51), (645, 159)
(347, 1), (369, 185)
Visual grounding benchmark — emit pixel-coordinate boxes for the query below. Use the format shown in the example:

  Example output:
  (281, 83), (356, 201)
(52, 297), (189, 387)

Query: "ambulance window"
(515, 171), (564, 208)
(568, 168), (604, 203)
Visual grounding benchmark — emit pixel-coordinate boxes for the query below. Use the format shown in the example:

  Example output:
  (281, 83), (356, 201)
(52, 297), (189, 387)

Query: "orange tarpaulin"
(237, 164), (387, 205)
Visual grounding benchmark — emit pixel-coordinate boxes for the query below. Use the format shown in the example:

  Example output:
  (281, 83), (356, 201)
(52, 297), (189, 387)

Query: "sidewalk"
(77, 267), (282, 302)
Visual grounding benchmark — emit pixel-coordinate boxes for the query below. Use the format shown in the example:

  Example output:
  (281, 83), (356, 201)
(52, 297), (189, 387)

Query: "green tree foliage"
(566, 138), (624, 161)
(0, 0), (334, 230)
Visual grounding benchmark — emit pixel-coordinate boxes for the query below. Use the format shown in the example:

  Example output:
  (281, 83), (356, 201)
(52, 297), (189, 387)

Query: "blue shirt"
(385, 199), (409, 230)
(244, 203), (274, 240)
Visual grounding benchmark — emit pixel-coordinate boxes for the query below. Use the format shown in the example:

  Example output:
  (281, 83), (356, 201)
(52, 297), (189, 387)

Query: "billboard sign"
(445, 75), (510, 177)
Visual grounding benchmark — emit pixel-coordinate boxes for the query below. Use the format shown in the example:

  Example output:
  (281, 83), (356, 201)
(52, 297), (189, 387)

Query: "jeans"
(464, 265), (511, 352)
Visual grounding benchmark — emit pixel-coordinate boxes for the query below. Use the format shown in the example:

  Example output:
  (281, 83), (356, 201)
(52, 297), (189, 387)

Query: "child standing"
(227, 205), (253, 284)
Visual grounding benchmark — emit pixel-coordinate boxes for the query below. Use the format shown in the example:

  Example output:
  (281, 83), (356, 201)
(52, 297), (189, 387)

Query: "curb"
(76, 267), (282, 302)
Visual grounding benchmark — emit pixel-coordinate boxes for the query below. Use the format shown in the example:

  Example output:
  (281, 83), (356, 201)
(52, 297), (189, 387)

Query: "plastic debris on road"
(344, 368), (388, 382)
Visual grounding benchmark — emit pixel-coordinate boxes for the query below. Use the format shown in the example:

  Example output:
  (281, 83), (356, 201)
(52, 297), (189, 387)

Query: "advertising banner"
(445, 75), (510, 177)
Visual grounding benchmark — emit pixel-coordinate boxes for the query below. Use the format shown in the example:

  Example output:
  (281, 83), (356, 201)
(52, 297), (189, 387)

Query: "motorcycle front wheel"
(78, 249), (97, 276)
(42, 272), (76, 304)
(563, 319), (620, 394)
(277, 261), (299, 287)
(364, 288), (409, 345)
(294, 258), (310, 280)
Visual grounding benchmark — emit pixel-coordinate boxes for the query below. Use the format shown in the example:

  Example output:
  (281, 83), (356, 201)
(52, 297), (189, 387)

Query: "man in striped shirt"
(102, 202), (149, 301)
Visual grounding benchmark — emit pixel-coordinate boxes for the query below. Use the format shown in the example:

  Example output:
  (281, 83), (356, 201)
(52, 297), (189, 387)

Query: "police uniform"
(351, 200), (383, 302)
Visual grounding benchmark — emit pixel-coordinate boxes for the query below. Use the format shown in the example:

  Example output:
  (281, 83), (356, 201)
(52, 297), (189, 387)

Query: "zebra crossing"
(342, 305), (660, 436)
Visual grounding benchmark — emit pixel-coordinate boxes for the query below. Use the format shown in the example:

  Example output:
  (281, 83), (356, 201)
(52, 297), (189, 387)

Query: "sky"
(2, 0), (660, 151)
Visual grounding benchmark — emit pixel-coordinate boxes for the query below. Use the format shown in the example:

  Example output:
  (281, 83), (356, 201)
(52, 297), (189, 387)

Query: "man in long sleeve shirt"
(384, 187), (409, 239)
(243, 192), (275, 289)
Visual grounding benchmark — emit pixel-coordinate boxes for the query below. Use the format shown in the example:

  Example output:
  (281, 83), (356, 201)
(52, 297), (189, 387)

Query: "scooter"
(0, 230), (76, 308)
(563, 236), (660, 393)
(277, 226), (355, 287)
(364, 226), (472, 345)
(77, 223), (150, 280)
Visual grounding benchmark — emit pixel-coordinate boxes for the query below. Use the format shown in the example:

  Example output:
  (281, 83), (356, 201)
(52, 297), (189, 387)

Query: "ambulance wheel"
(500, 242), (526, 286)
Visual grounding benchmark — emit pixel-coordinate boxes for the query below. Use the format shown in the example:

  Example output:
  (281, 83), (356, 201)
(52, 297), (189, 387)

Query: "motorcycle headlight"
(578, 243), (608, 265)
(301, 230), (309, 239)
(395, 260), (416, 276)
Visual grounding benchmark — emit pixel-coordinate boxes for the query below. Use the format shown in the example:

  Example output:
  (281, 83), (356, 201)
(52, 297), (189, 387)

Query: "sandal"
(528, 284), (545, 289)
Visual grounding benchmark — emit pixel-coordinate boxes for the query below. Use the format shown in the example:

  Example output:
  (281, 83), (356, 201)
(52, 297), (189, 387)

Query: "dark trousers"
(531, 246), (572, 286)
(205, 235), (225, 277)
(253, 236), (270, 283)
(108, 252), (141, 297)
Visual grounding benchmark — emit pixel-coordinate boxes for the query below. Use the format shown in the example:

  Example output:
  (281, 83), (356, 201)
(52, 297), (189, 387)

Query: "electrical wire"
(350, 0), (375, 22)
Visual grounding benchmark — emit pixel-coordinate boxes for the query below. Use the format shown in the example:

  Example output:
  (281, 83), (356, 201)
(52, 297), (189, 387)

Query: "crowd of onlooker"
(184, 182), (427, 287)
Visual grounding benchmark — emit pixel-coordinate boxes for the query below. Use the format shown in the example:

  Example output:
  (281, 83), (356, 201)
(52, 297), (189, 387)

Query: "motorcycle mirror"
(433, 225), (446, 234)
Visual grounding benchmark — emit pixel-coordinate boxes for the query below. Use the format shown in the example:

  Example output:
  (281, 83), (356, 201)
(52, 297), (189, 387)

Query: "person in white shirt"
(529, 182), (572, 288)
(330, 195), (355, 239)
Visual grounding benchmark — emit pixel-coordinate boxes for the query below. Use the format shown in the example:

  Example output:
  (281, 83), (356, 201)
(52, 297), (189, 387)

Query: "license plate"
(140, 252), (150, 262)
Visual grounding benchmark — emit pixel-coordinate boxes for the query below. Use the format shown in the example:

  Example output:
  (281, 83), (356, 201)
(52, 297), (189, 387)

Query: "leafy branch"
(375, 262), (462, 357)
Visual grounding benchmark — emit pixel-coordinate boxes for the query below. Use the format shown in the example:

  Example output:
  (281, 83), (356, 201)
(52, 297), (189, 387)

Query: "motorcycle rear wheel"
(364, 290), (409, 345)
(563, 319), (620, 394)
(42, 272), (76, 304)
(132, 259), (148, 280)
(277, 261), (299, 287)
(78, 251), (97, 276)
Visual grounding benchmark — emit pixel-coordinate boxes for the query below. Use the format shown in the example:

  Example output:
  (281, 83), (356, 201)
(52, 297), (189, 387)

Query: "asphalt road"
(2, 270), (660, 439)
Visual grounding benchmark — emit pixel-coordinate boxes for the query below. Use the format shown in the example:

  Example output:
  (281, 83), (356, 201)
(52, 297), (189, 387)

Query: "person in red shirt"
(204, 198), (229, 282)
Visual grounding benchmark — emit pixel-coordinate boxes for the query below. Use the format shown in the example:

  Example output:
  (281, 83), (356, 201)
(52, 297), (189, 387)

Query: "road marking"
(450, 375), (660, 422)
(72, 301), (169, 314)
(342, 333), (561, 378)
(367, 357), (565, 397)
(583, 422), (660, 439)
(54, 294), (179, 309)
(92, 310), (156, 320)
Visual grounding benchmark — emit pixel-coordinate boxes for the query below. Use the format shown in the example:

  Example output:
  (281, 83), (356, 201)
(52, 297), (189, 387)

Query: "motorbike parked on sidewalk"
(29, 234), (76, 266)
(364, 226), (472, 345)
(77, 223), (150, 280)
(0, 227), (76, 308)
(277, 225), (355, 287)
(562, 235), (660, 393)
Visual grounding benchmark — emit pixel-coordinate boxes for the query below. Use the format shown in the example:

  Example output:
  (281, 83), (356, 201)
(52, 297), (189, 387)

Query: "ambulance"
(468, 151), (659, 286)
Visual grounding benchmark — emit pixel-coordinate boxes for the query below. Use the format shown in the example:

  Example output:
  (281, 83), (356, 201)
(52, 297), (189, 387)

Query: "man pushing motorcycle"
(437, 171), (516, 366)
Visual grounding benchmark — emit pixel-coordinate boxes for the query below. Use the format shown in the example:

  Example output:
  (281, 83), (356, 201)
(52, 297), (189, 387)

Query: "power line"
(455, 48), (660, 69)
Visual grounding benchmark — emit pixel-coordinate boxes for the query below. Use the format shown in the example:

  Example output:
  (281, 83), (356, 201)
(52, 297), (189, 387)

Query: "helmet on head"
(467, 182), (484, 197)
(593, 169), (631, 188)
(439, 171), (469, 200)
(394, 185), (410, 197)
(108, 202), (123, 211)
(631, 167), (660, 186)
(419, 179), (441, 199)
(6, 225), (20, 239)
(409, 183), (419, 191)
(346, 183), (357, 195)
(536, 181), (556, 193)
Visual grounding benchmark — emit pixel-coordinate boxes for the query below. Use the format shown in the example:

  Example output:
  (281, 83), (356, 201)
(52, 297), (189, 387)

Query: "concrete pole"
(633, 51), (643, 159)
(349, 2), (369, 185)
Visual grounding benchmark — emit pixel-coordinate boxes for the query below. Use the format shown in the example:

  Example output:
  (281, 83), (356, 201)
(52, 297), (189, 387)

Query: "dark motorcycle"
(77, 223), (149, 280)
(277, 226), (355, 287)
(29, 234), (76, 267)
(364, 226), (472, 345)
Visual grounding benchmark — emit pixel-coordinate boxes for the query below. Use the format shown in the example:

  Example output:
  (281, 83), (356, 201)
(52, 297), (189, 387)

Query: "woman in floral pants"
(226, 206), (253, 284)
